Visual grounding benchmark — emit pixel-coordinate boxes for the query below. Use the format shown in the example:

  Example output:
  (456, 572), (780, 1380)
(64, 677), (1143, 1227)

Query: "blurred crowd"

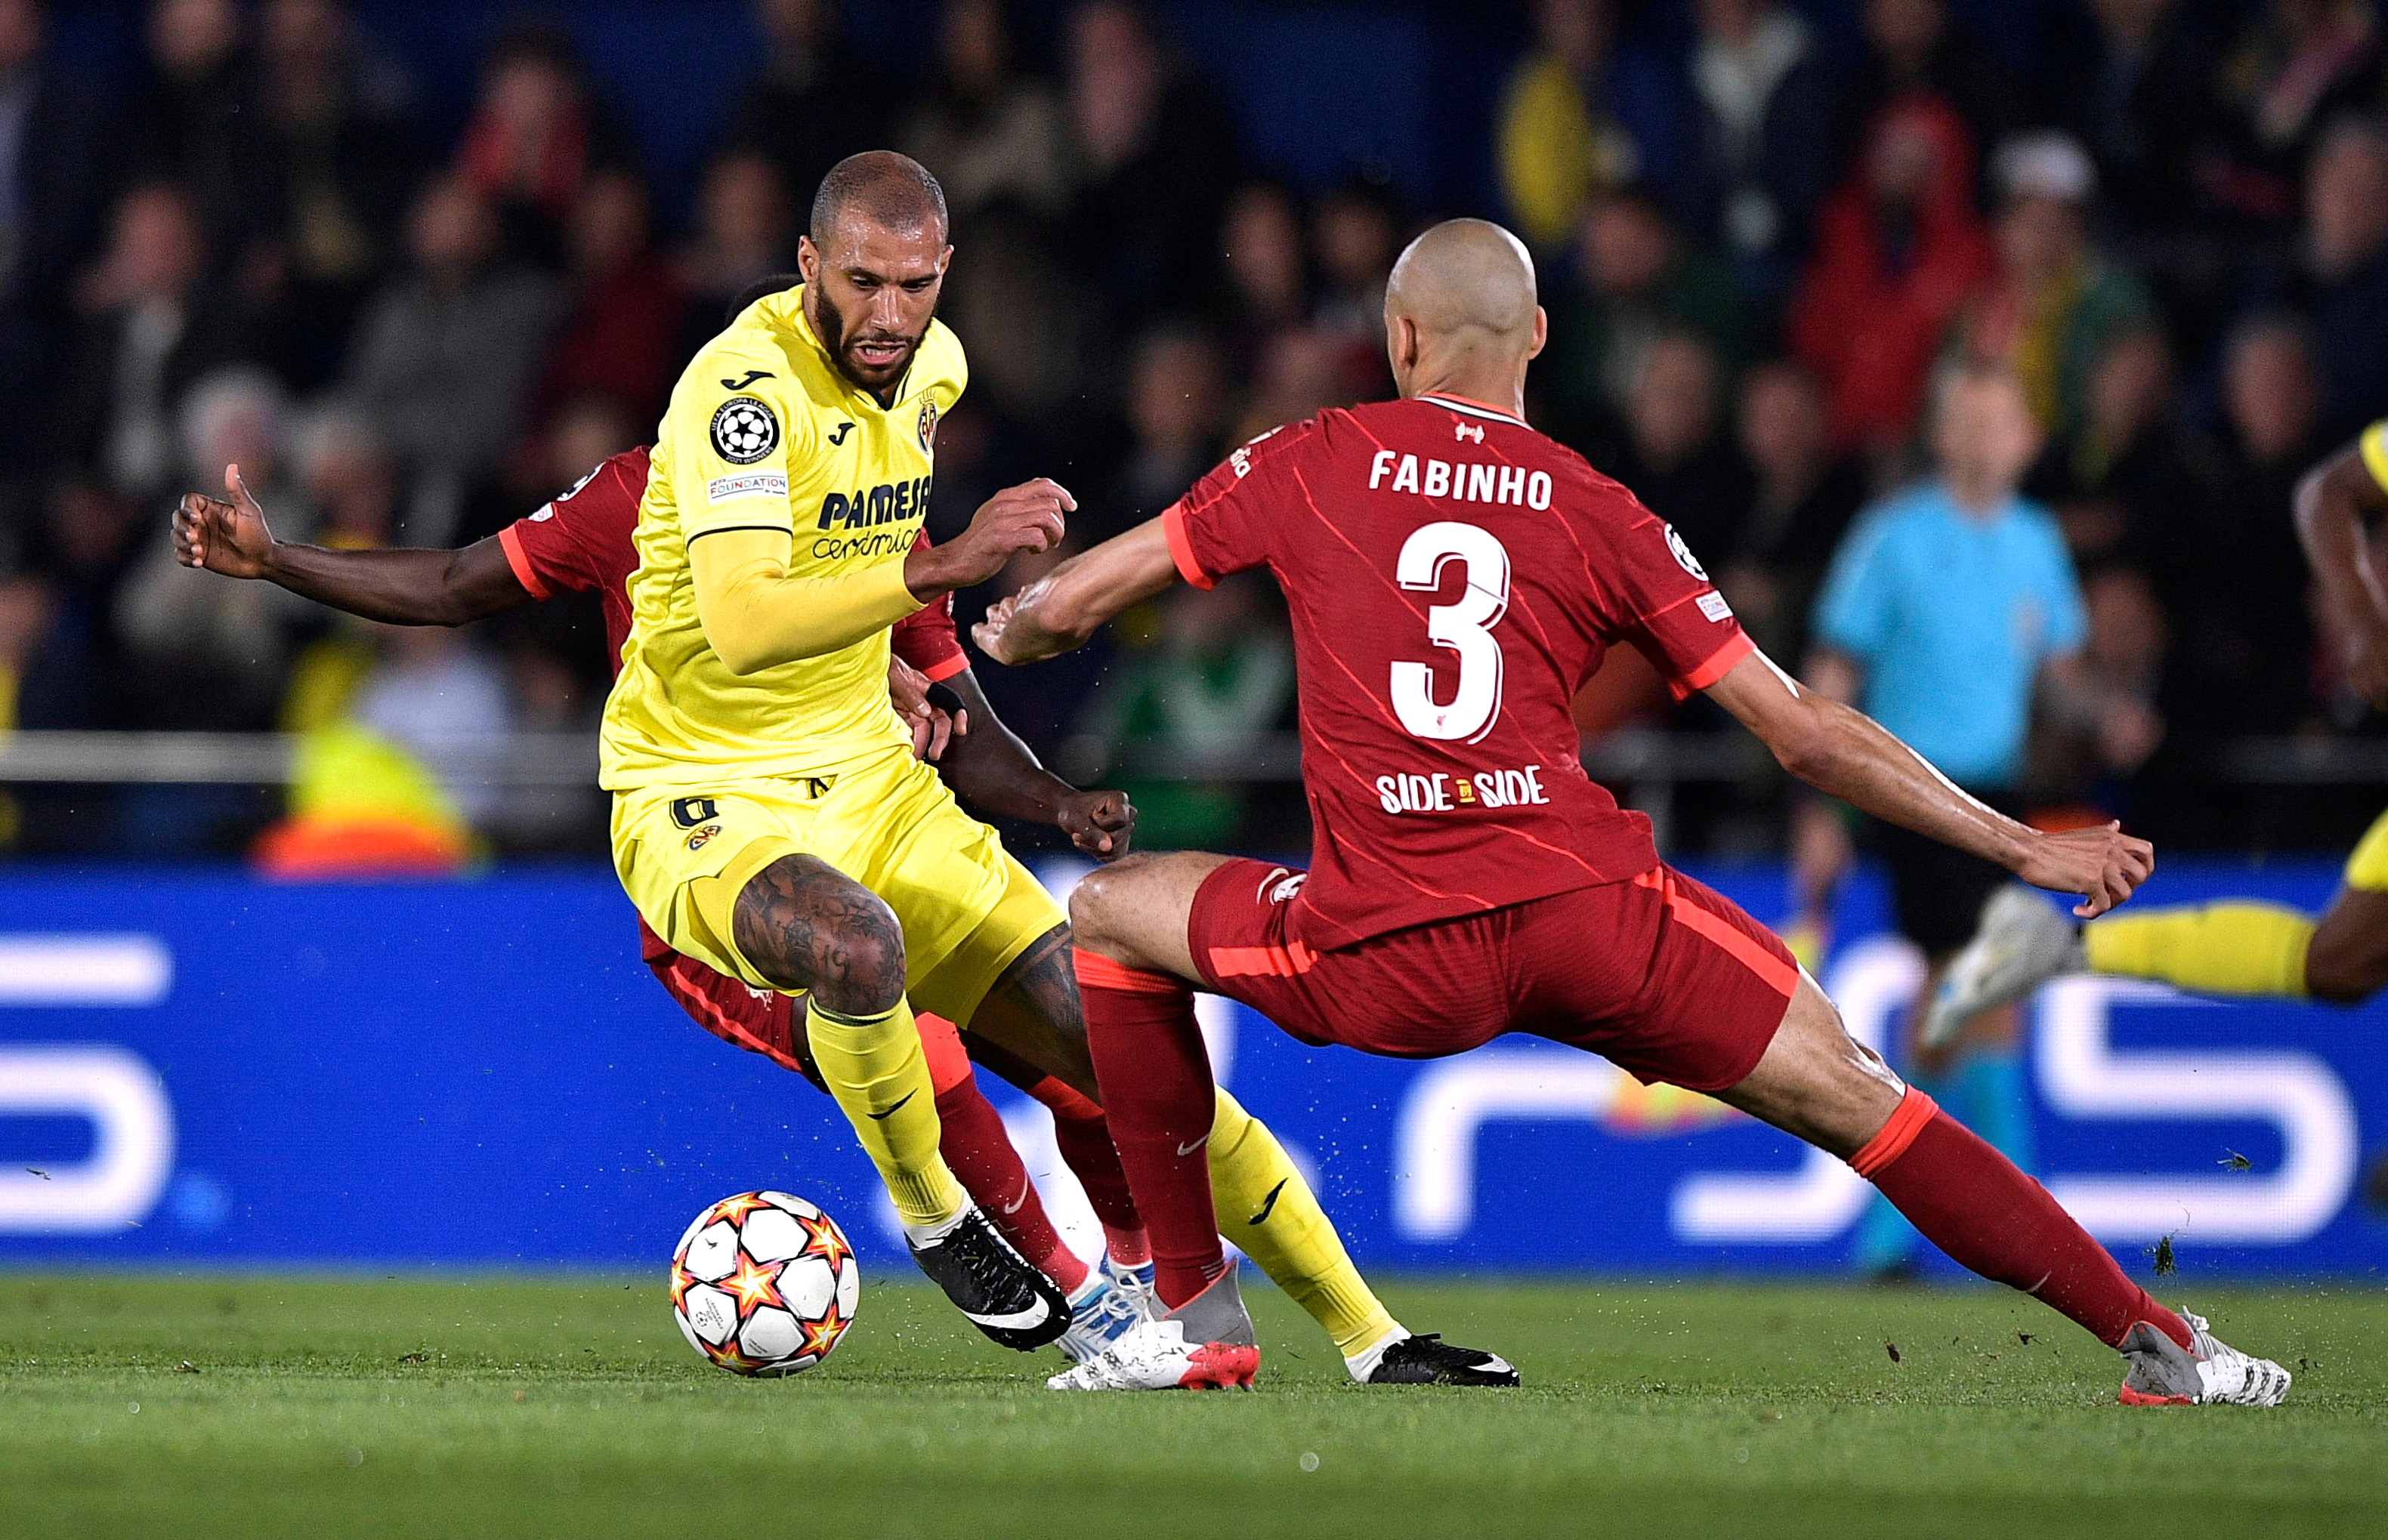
(2, 0), (2386, 859)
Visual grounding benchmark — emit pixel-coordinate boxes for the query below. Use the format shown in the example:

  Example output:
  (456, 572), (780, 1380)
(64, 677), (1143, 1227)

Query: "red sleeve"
(502, 448), (650, 597)
(1163, 421), (1317, 589)
(1593, 495), (1753, 699)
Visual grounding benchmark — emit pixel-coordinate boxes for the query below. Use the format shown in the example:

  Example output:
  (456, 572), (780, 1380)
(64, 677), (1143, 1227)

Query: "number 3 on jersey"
(1392, 521), (1511, 742)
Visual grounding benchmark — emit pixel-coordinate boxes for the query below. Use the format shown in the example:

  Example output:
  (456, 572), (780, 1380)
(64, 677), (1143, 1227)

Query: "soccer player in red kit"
(977, 219), (2291, 1405)
(170, 446), (1158, 1363)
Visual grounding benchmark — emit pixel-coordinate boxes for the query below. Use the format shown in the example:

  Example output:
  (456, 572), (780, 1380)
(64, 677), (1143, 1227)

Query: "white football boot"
(1047, 1267), (1259, 1390)
(1923, 884), (2087, 1050)
(1054, 1265), (1145, 1366)
(1101, 1253), (1162, 1322)
(2118, 1310), (2292, 1407)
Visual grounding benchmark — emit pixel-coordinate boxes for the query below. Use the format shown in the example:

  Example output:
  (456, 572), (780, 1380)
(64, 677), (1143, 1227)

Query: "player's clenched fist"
(905, 479), (1073, 597)
(1056, 789), (1135, 861)
(2016, 820), (2155, 918)
(173, 464), (275, 579)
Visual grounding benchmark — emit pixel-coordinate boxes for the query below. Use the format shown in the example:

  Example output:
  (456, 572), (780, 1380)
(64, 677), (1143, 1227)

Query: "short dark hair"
(725, 273), (803, 323)
(809, 151), (948, 248)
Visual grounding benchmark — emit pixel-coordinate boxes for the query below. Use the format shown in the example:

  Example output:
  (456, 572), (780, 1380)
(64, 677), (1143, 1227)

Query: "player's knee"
(1066, 854), (1150, 955)
(818, 905), (907, 1014)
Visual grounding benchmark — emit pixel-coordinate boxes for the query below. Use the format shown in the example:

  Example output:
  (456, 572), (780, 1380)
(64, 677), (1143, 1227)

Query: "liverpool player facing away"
(1928, 416), (2388, 1040)
(978, 218), (2291, 1406)
(171, 441), (1160, 1363)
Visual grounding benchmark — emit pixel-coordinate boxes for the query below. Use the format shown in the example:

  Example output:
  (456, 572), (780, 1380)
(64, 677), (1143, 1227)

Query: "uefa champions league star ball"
(671, 1192), (860, 1375)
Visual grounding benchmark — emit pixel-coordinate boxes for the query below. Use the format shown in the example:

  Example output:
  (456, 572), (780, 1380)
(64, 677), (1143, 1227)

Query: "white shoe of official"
(1045, 1316), (1261, 1391)
(2119, 1310), (2292, 1407)
(1923, 884), (2087, 1051)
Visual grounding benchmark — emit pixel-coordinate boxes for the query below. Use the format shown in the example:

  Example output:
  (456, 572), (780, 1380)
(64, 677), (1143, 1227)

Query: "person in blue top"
(1796, 359), (2157, 1279)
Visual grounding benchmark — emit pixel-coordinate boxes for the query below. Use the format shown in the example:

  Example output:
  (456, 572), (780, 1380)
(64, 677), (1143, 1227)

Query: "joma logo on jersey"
(816, 476), (932, 531)
(1375, 766), (1549, 816)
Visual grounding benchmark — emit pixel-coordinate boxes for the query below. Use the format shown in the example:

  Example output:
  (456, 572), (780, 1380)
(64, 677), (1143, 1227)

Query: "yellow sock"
(1206, 1088), (1399, 1359)
(803, 997), (965, 1228)
(2085, 903), (2314, 999)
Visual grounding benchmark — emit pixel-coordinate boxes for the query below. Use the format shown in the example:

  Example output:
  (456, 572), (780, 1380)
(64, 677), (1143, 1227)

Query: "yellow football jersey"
(2362, 419), (2388, 497)
(601, 287), (967, 791)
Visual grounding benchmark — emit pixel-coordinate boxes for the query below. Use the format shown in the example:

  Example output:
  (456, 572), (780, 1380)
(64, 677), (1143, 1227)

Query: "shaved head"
(1382, 218), (1543, 409)
(1386, 218), (1538, 344)
(810, 150), (948, 248)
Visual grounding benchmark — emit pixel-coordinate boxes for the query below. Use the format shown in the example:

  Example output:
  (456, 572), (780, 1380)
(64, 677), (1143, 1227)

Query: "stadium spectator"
(2172, 313), (2326, 737)
(1085, 326), (1226, 546)
(1716, 359), (1865, 668)
(1309, 178), (1401, 358)
(1790, 95), (1994, 461)
(671, 150), (793, 369)
(341, 173), (565, 543)
(897, 0), (1070, 224)
(1613, 330), (1745, 563)
(349, 621), (514, 826)
(1073, 574), (1292, 850)
(2036, 0), (2234, 236)
(1677, 0), (1835, 298)
(1228, 326), (1347, 447)
(1833, 0), (2025, 206)
(453, 24), (631, 270)
(53, 182), (251, 508)
(721, 0), (895, 221)
(125, 0), (267, 255)
(1213, 179), (1310, 375)
(2221, 0), (2378, 181)
(1062, 0), (1240, 323)
(1800, 361), (2136, 1279)
(1537, 184), (1750, 464)
(249, 0), (422, 389)
(2293, 117), (2388, 443)
(530, 168), (686, 437)
(115, 366), (301, 730)
(2022, 328), (2200, 590)
(1956, 132), (2157, 442)
(1495, 0), (1654, 251)
(0, 0), (113, 543)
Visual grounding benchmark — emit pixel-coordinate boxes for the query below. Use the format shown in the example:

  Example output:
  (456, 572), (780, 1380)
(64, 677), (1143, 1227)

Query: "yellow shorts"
(2346, 806), (2388, 892)
(610, 748), (1064, 1026)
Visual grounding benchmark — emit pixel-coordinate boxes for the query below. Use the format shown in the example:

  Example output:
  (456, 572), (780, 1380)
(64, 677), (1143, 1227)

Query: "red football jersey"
(1163, 393), (1753, 950)
(496, 445), (968, 683)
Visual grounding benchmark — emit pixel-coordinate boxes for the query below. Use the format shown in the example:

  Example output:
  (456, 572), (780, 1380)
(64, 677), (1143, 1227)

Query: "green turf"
(0, 1274), (2380, 1538)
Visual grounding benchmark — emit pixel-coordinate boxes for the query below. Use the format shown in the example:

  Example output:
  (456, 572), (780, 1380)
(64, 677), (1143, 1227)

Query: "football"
(670, 1191), (860, 1376)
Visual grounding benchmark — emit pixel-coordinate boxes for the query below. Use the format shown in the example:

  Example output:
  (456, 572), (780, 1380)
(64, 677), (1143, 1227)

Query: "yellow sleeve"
(666, 354), (799, 543)
(688, 526), (922, 674)
(2359, 421), (2388, 498)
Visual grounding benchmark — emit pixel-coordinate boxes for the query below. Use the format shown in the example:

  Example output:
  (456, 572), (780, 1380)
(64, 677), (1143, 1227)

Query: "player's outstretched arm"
(932, 665), (1135, 859)
(1706, 648), (2154, 918)
(174, 464), (532, 626)
(690, 480), (1070, 675)
(971, 518), (1179, 665)
(2295, 437), (2388, 710)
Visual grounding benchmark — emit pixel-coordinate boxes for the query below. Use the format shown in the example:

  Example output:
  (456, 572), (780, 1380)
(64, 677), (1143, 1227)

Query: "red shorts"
(638, 920), (973, 1094)
(1186, 861), (1799, 1093)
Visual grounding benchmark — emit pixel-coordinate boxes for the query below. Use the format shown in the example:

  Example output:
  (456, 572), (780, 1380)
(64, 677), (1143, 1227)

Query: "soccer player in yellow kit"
(606, 152), (1513, 1384)
(1931, 418), (2388, 1035)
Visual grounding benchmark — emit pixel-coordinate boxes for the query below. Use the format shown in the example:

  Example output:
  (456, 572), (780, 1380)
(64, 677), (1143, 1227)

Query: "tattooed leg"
(731, 854), (963, 1227)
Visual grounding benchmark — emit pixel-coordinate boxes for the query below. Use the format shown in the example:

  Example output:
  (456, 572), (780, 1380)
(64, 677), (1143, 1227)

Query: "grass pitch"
(0, 1274), (2380, 1538)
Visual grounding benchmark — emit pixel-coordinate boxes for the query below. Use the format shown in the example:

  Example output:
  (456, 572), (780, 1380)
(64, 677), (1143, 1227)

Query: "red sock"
(1027, 1076), (1151, 1265)
(931, 1079), (1088, 1295)
(1856, 1089), (2191, 1350)
(1075, 947), (1226, 1309)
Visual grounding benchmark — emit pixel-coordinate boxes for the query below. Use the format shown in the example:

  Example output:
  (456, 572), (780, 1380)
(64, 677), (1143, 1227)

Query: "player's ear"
(1528, 306), (1548, 362)
(796, 235), (819, 282)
